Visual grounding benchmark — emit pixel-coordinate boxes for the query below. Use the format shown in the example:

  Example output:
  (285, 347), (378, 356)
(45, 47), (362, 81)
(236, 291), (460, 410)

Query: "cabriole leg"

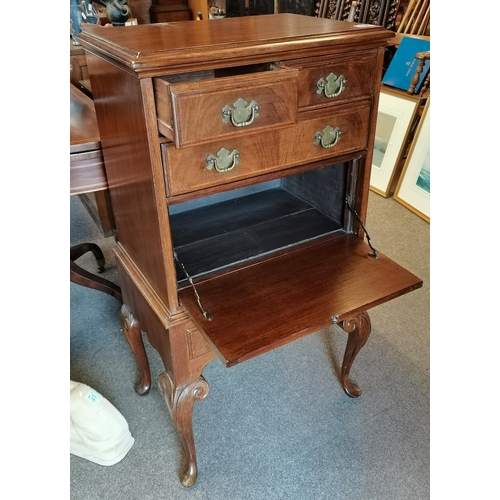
(158, 372), (210, 487)
(120, 304), (151, 396)
(340, 311), (371, 398)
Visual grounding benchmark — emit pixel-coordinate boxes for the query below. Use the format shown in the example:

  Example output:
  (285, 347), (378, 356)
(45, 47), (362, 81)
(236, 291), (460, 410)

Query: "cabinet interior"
(155, 63), (278, 86)
(169, 163), (348, 282)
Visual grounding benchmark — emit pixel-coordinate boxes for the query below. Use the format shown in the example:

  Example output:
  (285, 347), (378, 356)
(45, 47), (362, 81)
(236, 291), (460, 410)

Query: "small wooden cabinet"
(78, 15), (422, 486)
(149, 0), (193, 22)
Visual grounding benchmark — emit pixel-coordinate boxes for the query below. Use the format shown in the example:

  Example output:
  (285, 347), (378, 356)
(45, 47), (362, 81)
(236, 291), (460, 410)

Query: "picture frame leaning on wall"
(394, 97), (430, 222)
(370, 87), (420, 197)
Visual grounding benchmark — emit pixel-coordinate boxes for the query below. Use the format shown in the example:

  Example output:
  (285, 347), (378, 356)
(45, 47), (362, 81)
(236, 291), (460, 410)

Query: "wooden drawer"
(280, 51), (379, 111)
(153, 68), (299, 148)
(161, 103), (371, 196)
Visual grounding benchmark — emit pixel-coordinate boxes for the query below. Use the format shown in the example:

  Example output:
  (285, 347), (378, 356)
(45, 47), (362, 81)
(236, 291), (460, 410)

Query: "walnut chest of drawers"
(78, 14), (422, 487)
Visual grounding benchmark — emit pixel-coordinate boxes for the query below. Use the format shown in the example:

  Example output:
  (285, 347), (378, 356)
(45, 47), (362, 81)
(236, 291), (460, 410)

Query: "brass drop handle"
(314, 126), (342, 149)
(222, 98), (260, 127)
(316, 73), (347, 98)
(206, 148), (241, 173)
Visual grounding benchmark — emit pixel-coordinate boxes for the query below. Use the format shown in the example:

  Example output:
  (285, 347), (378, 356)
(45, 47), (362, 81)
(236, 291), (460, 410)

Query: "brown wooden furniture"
(77, 15), (422, 487)
(316, 0), (400, 29)
(149, 0), (193, 22)
(70, 84), (122, 302)
(392, 0), (430, 93)
(70, 41), (116, 237)
(315, 0), (352, 20)
(407, 49), (429, 95)
(384, 31), (430, 96)
(70, 41), (92, 97)
(396, 0), (429, 36)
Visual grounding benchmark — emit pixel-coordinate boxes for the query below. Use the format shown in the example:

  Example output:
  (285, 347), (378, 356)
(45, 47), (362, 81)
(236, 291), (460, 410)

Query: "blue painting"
(416, 148), (430, 194)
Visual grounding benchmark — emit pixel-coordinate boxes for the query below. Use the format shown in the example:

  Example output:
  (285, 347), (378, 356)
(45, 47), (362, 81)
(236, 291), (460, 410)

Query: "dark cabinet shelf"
(171, 164), (348, 280)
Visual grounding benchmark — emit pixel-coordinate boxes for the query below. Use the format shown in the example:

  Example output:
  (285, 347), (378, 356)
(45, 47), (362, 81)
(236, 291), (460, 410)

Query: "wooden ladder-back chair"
(397, 0), (430, 36)
(394, 0), (430, 94)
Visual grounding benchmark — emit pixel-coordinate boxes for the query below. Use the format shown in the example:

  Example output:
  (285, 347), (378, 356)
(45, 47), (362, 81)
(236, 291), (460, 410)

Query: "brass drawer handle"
(316, 73), (347, 98)
(206, 148), (241, 173)
(222, 98), (260, 127)
(314, 126), (342, 149)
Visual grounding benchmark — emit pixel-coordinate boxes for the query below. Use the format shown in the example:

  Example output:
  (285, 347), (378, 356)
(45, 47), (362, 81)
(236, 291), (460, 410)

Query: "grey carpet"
(70, 190), (430, 500)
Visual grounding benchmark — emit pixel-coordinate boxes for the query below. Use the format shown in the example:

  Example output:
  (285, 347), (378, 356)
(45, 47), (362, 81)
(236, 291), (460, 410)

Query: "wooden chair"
(393, 0), (430, 95)
(393, 0), (430, 93)
(315, 1), (430, 96)
(385, 33), (430, 96)
(408, 50), (430, 95)
(396, 0), (429, 36)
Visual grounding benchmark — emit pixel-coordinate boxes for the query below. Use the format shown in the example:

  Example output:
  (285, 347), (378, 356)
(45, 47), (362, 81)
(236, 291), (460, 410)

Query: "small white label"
(85, 390), (103, 404)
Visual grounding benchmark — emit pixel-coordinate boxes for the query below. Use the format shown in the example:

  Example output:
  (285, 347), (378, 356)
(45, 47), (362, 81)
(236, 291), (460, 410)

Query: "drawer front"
(162, 103), (371, 196)
(282, 51), (378, 110)
(154, 69), (299, 148)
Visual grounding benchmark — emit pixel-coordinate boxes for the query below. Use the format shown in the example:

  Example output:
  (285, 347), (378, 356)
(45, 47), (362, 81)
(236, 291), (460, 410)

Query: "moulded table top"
(77, 14), (394, 75)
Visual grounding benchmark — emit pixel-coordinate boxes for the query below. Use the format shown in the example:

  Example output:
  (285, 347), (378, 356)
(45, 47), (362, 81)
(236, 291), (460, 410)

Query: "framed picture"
(370, 88), (420, 197)
(394, 97), (430, 222)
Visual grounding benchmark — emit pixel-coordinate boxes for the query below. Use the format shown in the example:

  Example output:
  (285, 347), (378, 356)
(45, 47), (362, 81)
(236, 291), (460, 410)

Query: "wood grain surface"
(179, 234), (422, 367)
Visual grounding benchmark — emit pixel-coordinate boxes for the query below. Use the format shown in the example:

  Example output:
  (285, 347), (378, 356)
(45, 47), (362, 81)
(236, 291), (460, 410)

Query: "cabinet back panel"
(174, 204), (343, 280)
(170, 187), (312, 247)
(283, 163), (347, 223)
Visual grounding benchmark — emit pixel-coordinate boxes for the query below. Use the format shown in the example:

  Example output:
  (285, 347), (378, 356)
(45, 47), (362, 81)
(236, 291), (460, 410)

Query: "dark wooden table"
(70, 84), (122, 301)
